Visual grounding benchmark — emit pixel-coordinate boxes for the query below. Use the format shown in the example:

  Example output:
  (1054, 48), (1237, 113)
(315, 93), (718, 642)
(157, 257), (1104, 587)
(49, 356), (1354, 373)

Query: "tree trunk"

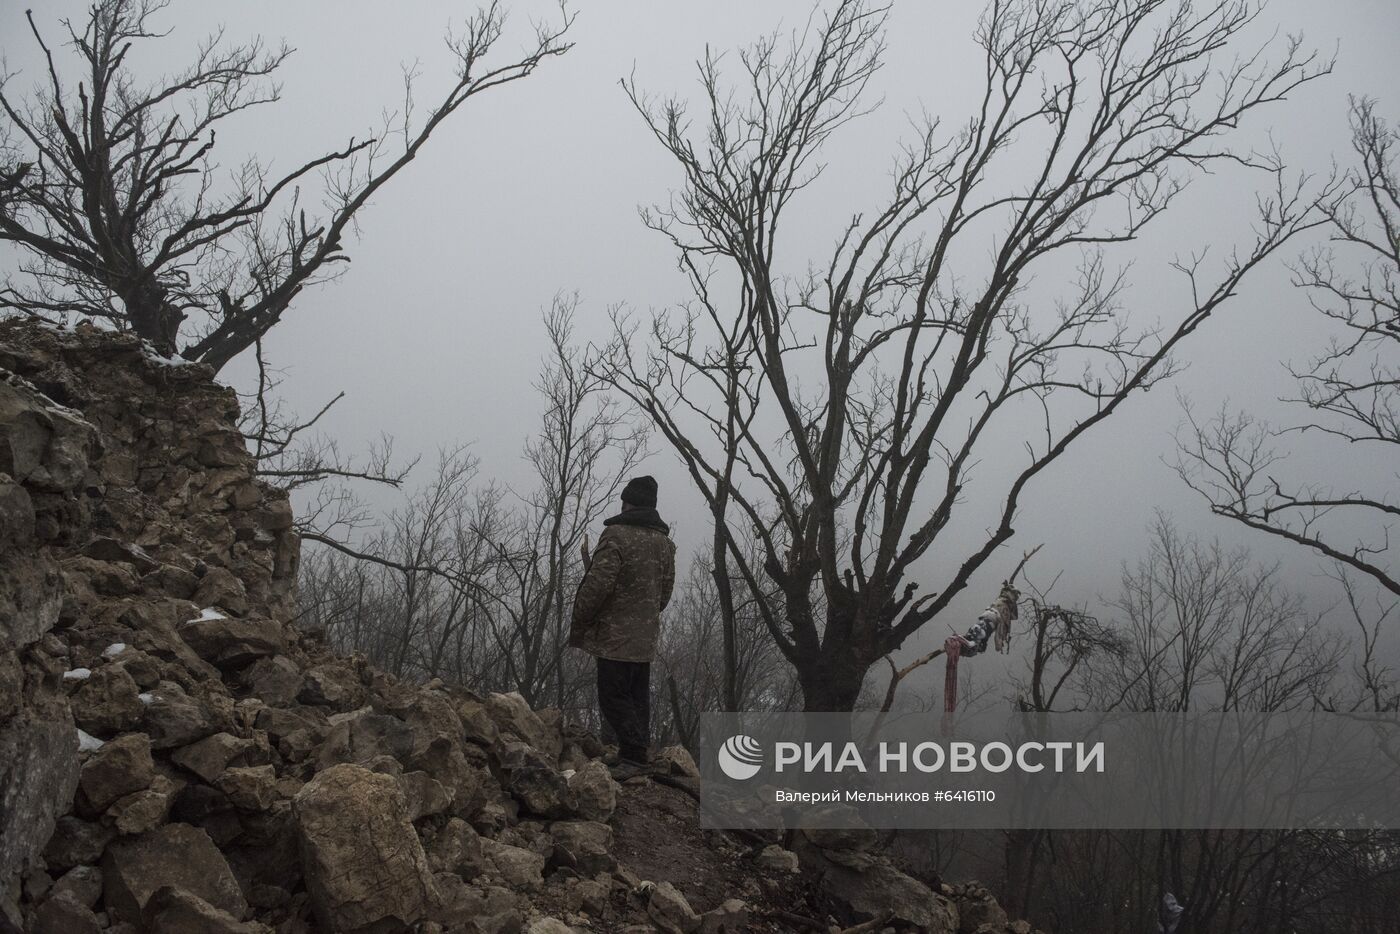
(120, 279), (183, 357)
(798, 645), (869, 711)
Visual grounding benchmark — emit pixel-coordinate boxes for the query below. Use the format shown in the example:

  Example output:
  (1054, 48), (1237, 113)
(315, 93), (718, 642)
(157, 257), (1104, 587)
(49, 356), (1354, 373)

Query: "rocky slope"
(0, 319), (1040, 934)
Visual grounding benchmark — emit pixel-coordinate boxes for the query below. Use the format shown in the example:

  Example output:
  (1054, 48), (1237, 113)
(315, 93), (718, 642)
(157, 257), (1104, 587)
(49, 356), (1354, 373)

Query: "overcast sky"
(3, 0), (1397, 696)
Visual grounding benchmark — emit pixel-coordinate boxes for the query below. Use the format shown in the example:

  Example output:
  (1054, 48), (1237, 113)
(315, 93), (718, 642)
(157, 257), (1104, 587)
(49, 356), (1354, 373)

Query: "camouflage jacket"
(569, 509), (676, 663)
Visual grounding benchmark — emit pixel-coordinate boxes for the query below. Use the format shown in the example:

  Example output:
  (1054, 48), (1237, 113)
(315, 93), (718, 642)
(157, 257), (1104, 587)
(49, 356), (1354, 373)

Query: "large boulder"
(0, 716), (79, 905)
(102, 822), (248, 924)
(293, 763), (436, 932)
(178, 613), (284, 669)
(77, 732), (153, 813)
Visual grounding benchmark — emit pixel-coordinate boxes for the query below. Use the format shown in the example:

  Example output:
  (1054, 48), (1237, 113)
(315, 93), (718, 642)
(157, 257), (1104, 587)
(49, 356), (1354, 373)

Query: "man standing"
(571, 476), (676, 778)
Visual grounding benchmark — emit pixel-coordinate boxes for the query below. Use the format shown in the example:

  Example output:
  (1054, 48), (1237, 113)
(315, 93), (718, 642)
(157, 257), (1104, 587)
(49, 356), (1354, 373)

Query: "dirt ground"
(605, 777), (828, 931)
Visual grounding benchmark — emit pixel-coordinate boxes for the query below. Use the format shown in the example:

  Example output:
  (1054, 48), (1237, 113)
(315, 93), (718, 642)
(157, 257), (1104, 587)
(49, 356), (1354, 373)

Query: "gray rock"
(399, 770), (452, 821)
(699, 898), (751, 933)
(78, 732), (154, 813)
(293, 763), (436, 932)
(425, 817), (486, 880)
(71, 664), (145, 736)
(49, 865), (103, 909)
(177, 614), (283, 669)
(240, 656), (302, 707)
(753, 844), (800, 873)
(482, 838), (546, 891)
(567, 760), (616, 823)
(0, 714), (79, 901)
(486, 692), (560, 759)
(141, 886), (272, 933)
(216, 765), (278, 811)
(170, 732), (253, 783)
(142, 682), (222, 750)
(30, 892), (102, 934)
(647, 880), (701, 933)
(102, 823), (248, 924)
(42, 816), (114, 871)
(549, 820), (615, 876)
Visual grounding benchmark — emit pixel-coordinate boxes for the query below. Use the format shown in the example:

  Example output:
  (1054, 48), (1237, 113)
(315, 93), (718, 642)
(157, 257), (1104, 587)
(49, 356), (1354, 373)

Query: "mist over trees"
(3, 1), (1399, 931)
(597, 0), (1331, 710)
(0, 0), (571, 368)
(1177, 96), (1399, 599)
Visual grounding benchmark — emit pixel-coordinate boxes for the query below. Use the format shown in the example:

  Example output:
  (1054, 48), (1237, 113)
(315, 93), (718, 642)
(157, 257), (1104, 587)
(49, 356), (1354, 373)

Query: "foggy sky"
(3, 0), (1397, 698)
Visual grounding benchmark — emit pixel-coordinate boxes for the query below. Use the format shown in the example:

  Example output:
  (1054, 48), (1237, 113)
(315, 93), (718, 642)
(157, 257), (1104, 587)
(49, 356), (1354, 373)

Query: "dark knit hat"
(620, 475), (658, 508)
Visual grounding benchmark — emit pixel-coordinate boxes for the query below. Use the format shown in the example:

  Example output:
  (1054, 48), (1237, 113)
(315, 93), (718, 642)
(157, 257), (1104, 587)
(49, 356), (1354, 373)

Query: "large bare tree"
(1177, 97), (1398, 597)
(598, 0), (1330, 709)
(0, 0), (571, 368)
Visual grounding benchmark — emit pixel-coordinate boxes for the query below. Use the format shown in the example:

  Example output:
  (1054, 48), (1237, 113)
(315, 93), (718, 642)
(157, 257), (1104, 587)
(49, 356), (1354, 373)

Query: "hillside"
(0, 319), (1039, 933)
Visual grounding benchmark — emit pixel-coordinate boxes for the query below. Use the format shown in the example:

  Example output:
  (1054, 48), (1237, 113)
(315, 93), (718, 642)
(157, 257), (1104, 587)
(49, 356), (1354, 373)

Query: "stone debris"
(0, 319), (1045, 932)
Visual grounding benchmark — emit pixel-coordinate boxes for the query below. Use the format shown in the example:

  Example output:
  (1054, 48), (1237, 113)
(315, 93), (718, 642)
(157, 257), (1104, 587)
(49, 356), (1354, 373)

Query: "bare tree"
(1091, 514), (1338, 713)
(0, 0), (572, 368)
(1177, 96), (1397, 597)
(299, 302), (643, 713)
(598, 0), (1329, 709)
(479, 299), (646, 705)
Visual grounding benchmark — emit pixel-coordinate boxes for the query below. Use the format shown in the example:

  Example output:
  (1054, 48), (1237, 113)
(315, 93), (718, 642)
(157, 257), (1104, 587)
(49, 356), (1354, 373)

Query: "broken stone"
(293, 763), (435, 932)
(102, 822), (248, 924)
(142, 682), (222, 750)
(81, 537), (159, 573)
(178, 614), (283, 669)
(240, 656), (302, 707)
(71, 665), (145, 736)
(549, 820), (615, 876)
(655, 745), (700, 778)
(456, 695), (501, 748)
(647, 880), (701, 934)
(567, 760), (616, 823)
(399, 770), (451, 821)
(486, 692), (560, 759)
(107, 778), (175, 835)
(30, 892), (101, 934)
(298, 664), (365, 710)
(698, 898), (751, 934)
(49, 865), (103, 909)
(43, 816), (114, 871)
(170, 732), (253, 783)
(142, 886), (272, 934)
(753, 844), (799, 873)
(216, 765), (278, 811)
(77, 733), (153, 813)
(425, 818), (486, 880)
(482, 838), (546, 891)
(191, 567), (249, 616)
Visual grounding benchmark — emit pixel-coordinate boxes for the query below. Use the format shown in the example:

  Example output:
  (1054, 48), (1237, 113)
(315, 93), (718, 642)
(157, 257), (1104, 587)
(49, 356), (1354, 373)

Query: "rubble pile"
(0, 320), (1041, 933)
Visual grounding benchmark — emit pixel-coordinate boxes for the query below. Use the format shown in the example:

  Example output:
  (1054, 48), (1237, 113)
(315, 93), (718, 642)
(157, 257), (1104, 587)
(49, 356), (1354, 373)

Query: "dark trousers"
(596, 657), (650, 763)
